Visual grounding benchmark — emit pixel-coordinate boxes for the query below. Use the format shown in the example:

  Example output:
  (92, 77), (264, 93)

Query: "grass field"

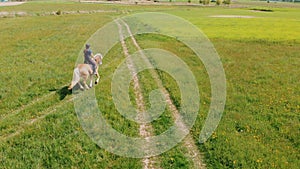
(0, 1), (299, 168)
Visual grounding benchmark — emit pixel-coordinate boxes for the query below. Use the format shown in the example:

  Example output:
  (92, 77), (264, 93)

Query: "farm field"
(0, 1), (299, 168)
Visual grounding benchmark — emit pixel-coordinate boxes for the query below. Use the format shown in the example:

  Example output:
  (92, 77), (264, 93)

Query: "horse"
(68, 53), (103, 90)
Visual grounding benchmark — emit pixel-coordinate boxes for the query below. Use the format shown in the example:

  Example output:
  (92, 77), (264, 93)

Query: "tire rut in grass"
(119, 19), (206, 169)
(0, 91), (56, 122)
(0, 97), (73, 142)
(116, 19), (159, 169)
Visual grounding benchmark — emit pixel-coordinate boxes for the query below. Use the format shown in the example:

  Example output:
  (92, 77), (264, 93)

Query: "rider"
(83, 44), (97, 74)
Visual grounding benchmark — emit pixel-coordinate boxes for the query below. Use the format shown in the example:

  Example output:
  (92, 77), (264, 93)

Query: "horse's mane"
(94, 53), (103, 60)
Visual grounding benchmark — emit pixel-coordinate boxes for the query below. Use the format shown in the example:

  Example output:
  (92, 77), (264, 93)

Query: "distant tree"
(202, 0), (210, 5)
(216, 0), (223, 5)
(56, 10), (62, 15)
(223, 0), (231, 5)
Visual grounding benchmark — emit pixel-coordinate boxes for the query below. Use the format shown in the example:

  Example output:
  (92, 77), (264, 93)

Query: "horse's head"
(94, 53), (103, 65)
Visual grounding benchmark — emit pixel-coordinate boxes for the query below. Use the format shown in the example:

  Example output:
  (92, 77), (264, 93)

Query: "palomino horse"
(68, 53), (103, 90)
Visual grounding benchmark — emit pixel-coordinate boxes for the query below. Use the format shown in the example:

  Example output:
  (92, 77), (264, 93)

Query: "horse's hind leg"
(68, 68), (80, 90)
(68, 80), (78, 90)
(82, 75), (90, 89)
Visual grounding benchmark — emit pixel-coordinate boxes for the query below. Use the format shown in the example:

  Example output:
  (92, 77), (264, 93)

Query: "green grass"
(201, 40), (300, 168)
(168, 6), (299, 168)
(0, 1), (299, 169)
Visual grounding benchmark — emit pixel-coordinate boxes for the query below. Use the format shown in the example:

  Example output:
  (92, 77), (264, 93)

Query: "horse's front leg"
(95, 73), (100, 85)
(83, 81), (89, 89)
(78, 82), (85, 90)
(89, 74), (94, 88)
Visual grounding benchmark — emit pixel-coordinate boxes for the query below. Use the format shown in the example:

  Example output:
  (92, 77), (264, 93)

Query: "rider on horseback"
(84, 44), (97, 75)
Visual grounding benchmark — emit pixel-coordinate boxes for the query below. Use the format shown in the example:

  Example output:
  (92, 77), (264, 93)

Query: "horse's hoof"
(95, 82), (98, 85)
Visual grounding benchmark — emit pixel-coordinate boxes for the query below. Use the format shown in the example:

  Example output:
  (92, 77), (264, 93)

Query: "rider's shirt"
(84, 49), (93, 64)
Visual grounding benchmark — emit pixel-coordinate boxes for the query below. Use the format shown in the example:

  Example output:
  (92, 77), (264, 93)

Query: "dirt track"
(0, 2), (25, 6)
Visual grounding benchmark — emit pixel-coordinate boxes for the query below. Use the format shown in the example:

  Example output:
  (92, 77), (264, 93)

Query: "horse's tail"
(68, 68), (80, 90)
